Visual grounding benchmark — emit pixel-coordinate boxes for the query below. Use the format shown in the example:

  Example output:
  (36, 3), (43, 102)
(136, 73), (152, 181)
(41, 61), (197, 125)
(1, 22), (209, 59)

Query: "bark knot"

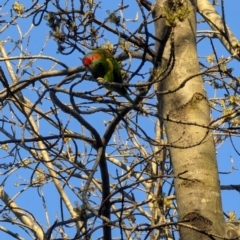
(183, 212), (212, 231)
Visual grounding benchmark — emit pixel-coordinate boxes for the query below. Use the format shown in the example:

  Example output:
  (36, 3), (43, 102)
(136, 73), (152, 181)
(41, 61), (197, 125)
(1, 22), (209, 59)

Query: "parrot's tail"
(124, 94), (134, 104)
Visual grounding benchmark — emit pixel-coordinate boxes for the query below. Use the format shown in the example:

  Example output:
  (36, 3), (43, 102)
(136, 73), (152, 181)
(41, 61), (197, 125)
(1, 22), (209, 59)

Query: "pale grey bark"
(153, 0), (234, 239)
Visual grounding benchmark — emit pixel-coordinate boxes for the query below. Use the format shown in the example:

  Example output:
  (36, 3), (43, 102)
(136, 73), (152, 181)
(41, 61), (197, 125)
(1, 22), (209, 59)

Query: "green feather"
(83, 49), (134, 104)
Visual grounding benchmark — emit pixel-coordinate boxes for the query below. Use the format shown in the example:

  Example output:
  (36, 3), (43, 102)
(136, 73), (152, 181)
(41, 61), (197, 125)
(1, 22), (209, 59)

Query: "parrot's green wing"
(107, 56), (122, 83)
(105, 57), (134, 104)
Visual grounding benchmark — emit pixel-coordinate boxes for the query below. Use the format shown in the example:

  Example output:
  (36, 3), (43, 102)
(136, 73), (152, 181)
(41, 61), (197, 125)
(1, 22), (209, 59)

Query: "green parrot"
(82, 49), (134, 104)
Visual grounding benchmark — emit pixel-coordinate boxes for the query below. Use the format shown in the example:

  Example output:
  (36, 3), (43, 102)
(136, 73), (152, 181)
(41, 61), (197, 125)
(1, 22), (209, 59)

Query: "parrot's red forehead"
(82, 53), (100, 66)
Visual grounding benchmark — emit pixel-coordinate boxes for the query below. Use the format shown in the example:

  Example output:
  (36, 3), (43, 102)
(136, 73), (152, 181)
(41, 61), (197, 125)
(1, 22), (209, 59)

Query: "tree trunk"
(154, 0), (226, 239)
